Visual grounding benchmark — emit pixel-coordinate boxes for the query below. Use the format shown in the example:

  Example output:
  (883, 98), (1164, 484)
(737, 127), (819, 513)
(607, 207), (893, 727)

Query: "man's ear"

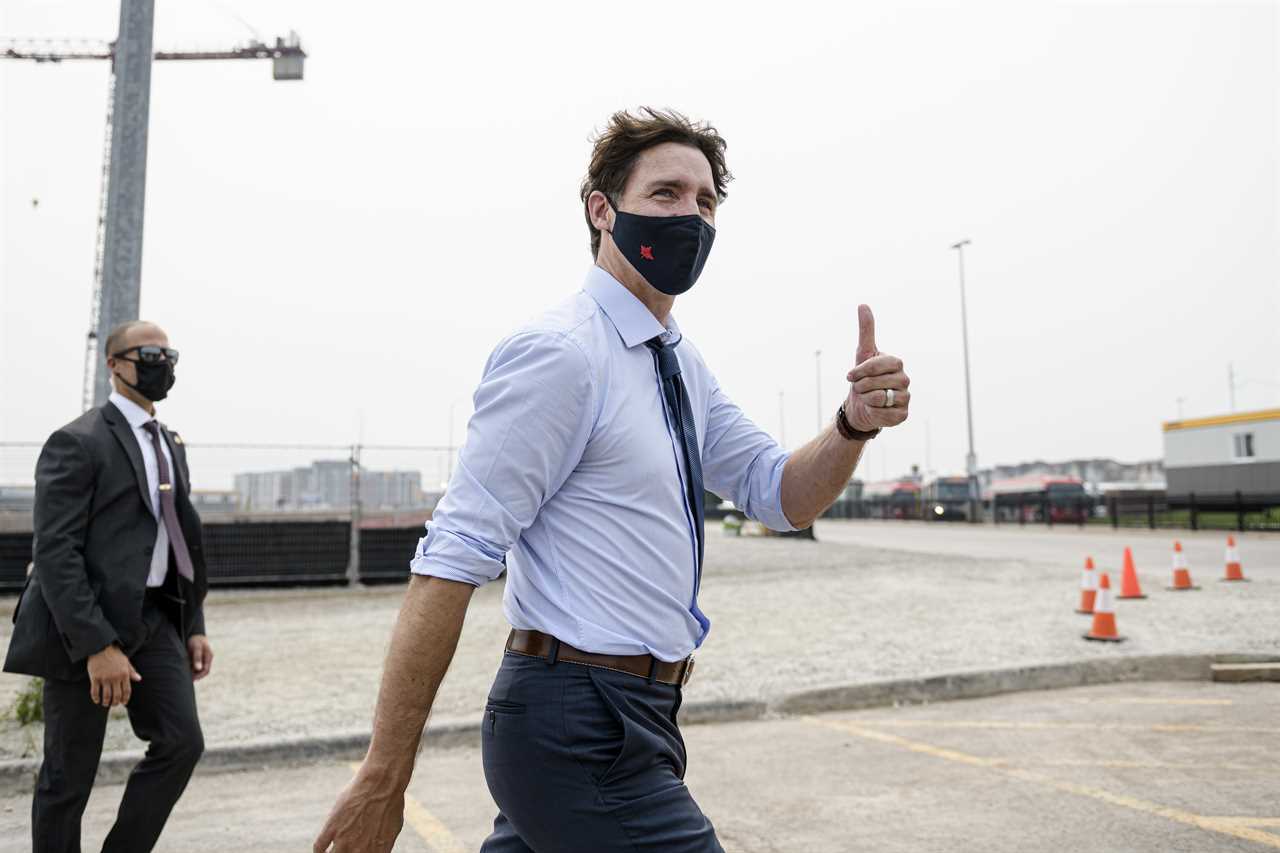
(588, 190), (614, 234)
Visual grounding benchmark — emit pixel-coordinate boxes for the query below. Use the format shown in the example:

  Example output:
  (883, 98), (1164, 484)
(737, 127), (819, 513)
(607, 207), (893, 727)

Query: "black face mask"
(117, 360), (176, 402)
(608, 200), (716, 296)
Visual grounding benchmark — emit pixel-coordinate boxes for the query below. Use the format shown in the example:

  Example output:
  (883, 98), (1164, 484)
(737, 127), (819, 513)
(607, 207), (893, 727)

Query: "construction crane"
(1, 0), (305, 410)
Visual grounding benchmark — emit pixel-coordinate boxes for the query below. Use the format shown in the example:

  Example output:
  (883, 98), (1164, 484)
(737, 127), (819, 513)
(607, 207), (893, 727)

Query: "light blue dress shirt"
(411, 266), (794, 661)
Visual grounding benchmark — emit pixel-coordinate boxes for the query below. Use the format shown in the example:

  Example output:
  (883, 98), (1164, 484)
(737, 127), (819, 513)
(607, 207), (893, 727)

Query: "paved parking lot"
(6, 680), (1274, 852)
(4, 520), (1275, 761)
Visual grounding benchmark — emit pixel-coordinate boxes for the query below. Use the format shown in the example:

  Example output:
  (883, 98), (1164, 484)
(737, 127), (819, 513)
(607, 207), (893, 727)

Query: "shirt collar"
(583, 265), (680, 349)
(109, 391), (155, 429)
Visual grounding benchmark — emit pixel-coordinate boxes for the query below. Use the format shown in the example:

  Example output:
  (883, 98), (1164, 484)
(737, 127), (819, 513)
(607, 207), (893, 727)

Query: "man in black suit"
(5, 320), (212, 853)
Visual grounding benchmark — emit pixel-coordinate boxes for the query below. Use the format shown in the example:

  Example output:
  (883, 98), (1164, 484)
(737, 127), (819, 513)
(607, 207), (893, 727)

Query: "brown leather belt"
(505, 629), (695, 687)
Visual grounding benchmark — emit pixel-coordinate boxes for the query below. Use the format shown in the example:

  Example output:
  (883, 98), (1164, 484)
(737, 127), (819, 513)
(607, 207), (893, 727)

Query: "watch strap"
(836, 404), (880, 441)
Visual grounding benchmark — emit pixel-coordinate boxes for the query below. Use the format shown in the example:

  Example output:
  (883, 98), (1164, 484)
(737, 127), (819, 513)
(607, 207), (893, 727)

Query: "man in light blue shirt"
(316, 108), (911, 853)
(408, 263), (793, 662)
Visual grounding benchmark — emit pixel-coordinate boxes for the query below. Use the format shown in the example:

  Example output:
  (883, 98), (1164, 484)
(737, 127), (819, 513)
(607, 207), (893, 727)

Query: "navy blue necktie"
(647, 337), (708, 632)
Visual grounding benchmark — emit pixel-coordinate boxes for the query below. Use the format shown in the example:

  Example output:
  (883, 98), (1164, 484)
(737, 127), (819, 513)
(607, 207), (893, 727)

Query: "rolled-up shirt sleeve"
(701, 383), (796, 532)
(411, 331), (595, 585)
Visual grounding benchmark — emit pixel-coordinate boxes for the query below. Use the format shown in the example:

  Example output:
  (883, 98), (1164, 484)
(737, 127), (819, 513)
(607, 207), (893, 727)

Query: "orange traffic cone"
(1083, 573), (1124, 642)
(1167, 541), (1200, 591)
(1222, 536), (1248, 582)
(1076, 557), (1097, 614)
(1117, 546), (1146, 599)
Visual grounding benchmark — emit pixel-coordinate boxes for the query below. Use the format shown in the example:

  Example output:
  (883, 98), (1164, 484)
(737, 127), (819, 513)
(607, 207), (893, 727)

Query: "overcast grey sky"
(2, 1), (1277, 486)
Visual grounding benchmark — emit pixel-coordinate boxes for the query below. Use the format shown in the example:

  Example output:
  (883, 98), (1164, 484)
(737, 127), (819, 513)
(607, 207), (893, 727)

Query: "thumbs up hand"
(845, 304), (910, 433)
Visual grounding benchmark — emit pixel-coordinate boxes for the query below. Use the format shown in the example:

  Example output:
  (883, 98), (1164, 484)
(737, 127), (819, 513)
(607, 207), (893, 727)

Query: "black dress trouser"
(480, 650), (724, 852)
(33, 598), (204, 853)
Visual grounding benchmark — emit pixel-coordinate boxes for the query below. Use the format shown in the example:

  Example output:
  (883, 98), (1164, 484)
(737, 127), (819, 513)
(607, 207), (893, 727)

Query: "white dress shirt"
(411, 266), (794, 661)
(109, 391), (175, 588)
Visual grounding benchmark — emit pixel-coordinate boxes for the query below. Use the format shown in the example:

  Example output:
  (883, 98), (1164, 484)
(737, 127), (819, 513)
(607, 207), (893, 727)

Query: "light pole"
(447, 398), (460, 484)
(950, 239), (979, 522)
(778, 390), (786, 449)
(814, 350), (823, 432)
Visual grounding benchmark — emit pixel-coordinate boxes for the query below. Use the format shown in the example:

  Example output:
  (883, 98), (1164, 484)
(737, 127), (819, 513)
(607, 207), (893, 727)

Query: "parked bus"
(921, 475), (972, 521)
(986, 475), (1089, 523)
(861, 479), (921, 519)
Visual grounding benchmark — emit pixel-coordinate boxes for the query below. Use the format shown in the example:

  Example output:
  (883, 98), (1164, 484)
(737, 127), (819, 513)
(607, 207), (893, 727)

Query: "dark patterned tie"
(647, 337), (708, 632)
(141, 421), (196, 583)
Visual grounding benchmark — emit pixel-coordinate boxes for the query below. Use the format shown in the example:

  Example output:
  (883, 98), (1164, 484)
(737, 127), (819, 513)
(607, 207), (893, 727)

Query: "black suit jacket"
(4, 402), (208, 681)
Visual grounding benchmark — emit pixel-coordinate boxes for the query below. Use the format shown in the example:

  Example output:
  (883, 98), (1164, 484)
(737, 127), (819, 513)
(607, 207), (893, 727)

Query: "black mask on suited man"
(607, 199), (716, 296)
(117, 359), (176, 402)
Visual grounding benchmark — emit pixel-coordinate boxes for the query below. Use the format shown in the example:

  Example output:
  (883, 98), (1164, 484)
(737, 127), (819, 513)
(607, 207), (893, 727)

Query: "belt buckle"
(681, 655), (696, 686)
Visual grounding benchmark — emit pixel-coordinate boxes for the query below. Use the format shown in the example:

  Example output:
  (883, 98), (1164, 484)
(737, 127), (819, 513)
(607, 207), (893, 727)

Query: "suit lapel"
(103, 402), (154, 515)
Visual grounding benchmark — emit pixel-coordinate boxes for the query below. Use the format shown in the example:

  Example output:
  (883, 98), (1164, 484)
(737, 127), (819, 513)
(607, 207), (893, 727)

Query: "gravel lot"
(1, 520), (1276, 760)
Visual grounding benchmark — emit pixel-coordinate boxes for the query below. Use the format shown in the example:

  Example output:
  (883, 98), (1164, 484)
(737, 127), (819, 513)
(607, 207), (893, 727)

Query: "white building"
(1162, 408), (1280, 498)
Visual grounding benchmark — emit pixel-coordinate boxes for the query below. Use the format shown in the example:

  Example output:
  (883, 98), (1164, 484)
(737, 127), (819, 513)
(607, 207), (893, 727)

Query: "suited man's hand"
(188, 634), (214, 681)
(87, 645), (142, 707)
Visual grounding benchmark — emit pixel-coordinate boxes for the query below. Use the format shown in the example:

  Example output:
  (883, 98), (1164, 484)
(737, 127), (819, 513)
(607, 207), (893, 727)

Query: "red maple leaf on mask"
(639, 245), (654, 261)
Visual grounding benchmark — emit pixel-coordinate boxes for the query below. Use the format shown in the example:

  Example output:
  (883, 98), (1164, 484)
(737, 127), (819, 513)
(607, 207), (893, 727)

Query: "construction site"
(2, 1), (1277, 851)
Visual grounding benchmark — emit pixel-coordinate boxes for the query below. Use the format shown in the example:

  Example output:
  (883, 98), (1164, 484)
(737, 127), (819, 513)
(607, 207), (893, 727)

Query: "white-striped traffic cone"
(1167, 541), (1200, 591)
(1076, 556), (1098, 614)
(1222, 536), (1248, 582)
(1083, 573), (1124, 642)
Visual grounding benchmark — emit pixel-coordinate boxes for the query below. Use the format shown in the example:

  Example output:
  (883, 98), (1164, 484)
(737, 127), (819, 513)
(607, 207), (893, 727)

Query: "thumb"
(130, 665), (142, 683)
(856, 304), (878, 363)
(192, 645), (205, 671)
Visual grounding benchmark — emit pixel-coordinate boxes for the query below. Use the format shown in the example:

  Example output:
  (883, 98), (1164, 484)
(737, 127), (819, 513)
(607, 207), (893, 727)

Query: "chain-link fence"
(0, 441), (459, 592)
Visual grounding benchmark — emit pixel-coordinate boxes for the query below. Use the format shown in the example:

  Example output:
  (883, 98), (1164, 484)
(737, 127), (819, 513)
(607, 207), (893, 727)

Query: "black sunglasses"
(112, 345), (180, 366)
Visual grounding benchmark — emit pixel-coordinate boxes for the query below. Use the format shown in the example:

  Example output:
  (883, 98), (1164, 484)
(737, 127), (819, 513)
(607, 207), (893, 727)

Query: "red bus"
(986, 475), (1089, 524)
(861, 479), (921, 519)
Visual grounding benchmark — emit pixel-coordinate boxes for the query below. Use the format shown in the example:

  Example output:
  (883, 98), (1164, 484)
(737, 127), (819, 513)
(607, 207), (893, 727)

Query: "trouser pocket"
(564, 667), (634, 787)
(484, 699), (526, 735)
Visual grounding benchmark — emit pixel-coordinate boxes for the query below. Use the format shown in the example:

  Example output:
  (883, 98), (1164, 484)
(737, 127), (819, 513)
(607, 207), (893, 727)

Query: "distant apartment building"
(977, 458), (1164, 492)
(234, 460), (425, 511)
(190, 490), (240, 515)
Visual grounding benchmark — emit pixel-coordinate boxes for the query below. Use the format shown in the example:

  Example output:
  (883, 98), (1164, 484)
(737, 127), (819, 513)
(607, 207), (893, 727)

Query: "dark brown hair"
(579, 107), (732, 258)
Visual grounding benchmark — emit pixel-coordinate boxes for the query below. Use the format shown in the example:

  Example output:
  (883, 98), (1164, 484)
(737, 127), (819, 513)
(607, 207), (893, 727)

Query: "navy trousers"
(479, 651), (724, 852)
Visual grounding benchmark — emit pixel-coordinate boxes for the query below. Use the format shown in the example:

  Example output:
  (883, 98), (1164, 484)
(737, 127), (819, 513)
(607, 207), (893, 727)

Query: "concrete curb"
(770, 652), (1276, 716)
(1, 652), (1273, 796)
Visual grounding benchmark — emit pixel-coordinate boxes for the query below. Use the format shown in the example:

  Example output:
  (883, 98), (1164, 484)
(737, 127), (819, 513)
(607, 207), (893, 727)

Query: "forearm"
(362, 574), (475, 788)
(780, 423), (867, 528)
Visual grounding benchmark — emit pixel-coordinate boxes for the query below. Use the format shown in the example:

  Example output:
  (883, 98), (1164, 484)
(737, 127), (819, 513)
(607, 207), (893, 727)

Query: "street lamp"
(950, 239), (980, 522)
(778, 390), (787, 449)
(447, 397), (462, 485)
(815, 350), (823, 433)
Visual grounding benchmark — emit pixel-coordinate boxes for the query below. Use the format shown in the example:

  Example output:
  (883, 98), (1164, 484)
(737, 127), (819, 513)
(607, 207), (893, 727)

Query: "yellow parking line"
(402, 796), (468, 853)
(810, 720), (1280, 849)
(348, 763), (466, 853)
(847, 719), (1279, 734)
(1067, 697), (1234, 706)
(1032, 759), (1267, 771)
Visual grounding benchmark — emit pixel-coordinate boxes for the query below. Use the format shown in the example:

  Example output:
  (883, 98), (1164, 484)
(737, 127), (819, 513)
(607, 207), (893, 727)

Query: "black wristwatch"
(836, 404), (880, 441)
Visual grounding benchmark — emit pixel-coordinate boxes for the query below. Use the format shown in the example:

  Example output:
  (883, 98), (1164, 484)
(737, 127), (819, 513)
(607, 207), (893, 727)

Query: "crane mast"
(2, 0), (304, 409)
